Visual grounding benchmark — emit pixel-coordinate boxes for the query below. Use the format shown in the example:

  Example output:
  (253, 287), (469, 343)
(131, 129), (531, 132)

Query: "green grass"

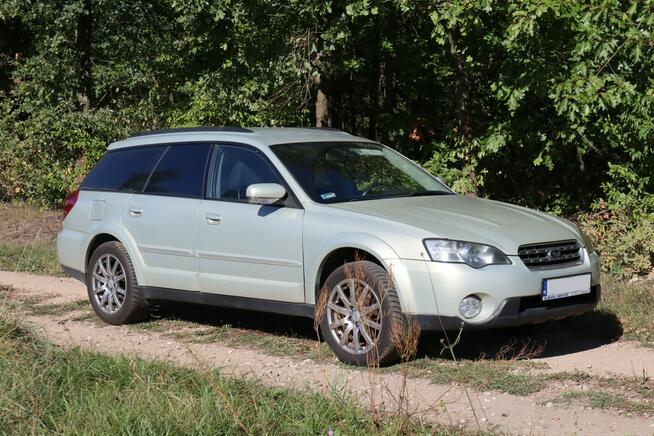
(0, 243), (62, 276)
(404, 358), (548, 396)
(560, 390), (654, 415)
(26, 299), (90, 316)
(0, 314), (461, 435)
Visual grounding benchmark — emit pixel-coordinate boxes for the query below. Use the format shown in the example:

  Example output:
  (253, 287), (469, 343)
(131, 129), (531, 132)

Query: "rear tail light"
(63, 189), (79, 219)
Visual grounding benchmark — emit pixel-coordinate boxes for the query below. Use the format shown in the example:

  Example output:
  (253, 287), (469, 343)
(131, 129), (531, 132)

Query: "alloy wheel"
(91, 254), (127, 314)
(326, 278), (382, 354)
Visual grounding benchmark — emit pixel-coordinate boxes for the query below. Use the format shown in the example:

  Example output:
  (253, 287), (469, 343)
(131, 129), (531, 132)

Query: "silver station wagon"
(58, 127), (600, 365)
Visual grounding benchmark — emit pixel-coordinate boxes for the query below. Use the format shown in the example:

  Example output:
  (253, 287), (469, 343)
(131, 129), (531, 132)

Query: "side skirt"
(62, 265), (85, 283)
(140, 286), (315, 319)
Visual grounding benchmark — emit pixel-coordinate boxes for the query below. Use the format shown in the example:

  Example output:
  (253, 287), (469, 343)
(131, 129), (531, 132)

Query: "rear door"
(122, 143), (212, 291)
(197, 144), (305, 302)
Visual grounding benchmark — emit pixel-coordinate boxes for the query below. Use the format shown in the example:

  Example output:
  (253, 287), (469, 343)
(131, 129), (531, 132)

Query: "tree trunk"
(315, 74), (331, 127)
(368, 64), (379, 140)
(380, 8), (397, 146)
(75, 0), (93, 111)
(447, 29), (478, 196)
(380, 56), (396, 145)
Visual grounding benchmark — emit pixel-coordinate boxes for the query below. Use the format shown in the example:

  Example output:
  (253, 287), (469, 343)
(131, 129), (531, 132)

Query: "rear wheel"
(86, 241), (149, 324)
(319, 261), (404, 366)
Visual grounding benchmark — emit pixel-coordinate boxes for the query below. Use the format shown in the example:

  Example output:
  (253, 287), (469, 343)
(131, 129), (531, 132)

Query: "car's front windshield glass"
(271, 142), (453, 203)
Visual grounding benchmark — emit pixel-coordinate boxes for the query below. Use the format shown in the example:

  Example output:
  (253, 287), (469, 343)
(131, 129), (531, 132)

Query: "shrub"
(578, 186), (654, 279)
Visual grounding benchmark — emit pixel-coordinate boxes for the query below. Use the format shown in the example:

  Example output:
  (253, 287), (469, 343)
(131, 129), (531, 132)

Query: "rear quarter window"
(81, 146), (165, 192)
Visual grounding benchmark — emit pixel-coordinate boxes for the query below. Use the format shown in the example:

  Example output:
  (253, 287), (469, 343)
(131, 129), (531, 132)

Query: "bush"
(578, 186), (654, 279)
(0, 105), (142, 206)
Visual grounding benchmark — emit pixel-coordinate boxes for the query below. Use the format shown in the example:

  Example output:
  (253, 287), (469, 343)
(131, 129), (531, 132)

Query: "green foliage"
(578, 179), (654, 278)
(0, 0), (652, 274)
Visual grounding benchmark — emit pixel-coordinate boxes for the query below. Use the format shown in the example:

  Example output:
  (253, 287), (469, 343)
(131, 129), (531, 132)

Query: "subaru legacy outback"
(58, 127), (600, 365)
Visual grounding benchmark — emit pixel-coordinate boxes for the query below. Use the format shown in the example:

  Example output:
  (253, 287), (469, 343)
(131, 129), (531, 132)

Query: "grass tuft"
(406, 358), (547, 396)
(560, 390), (654, 415)
(26, 299), (90, 316)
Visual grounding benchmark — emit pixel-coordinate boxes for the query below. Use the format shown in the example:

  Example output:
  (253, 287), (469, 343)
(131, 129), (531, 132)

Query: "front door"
(197, 144), (305, 302)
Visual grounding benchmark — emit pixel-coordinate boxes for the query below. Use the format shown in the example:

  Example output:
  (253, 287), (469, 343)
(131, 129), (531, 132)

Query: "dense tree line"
(1, 1), (653, 276)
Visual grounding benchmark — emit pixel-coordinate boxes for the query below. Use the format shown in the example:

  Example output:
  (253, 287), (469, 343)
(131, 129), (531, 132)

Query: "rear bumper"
(416, 284), (600, 331)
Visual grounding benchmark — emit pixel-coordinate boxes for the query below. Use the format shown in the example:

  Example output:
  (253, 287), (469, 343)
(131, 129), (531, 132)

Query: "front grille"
(518, 240), (581, 267)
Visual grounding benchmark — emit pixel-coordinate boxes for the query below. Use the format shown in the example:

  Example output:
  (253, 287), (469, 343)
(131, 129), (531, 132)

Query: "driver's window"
(208, 146), (282, 201)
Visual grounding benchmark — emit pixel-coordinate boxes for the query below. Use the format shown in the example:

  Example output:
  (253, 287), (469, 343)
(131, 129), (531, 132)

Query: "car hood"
(329, 195), (581, 255)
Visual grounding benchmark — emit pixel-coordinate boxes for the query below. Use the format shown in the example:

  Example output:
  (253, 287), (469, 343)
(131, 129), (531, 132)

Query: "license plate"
(542, 273), (591, 301)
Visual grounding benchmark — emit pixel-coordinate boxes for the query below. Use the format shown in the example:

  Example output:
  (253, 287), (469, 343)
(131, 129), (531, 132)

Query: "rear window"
(82, 146), (165, 192)
(144, 143), (211, 198)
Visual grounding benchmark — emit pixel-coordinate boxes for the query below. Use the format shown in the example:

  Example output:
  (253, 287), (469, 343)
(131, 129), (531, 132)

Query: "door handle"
(205, 214), (223, 225)
(128, 208), (143, 217)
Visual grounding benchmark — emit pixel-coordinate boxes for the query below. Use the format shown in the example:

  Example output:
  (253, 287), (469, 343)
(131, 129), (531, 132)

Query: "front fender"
(305, 232), (438, 314)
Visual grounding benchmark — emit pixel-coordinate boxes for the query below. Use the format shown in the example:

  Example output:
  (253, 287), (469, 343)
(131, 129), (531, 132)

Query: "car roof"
(107, 127), (373, 151)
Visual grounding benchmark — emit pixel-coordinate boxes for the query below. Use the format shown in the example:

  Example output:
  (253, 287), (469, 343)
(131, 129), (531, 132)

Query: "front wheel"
(86, 241), (150, 325)
(319, 261), (405, 366)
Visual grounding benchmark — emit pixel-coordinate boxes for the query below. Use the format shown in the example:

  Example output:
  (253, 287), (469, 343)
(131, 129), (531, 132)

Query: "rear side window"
(82, 147), (164, 192)
(144, 143), (212, 198)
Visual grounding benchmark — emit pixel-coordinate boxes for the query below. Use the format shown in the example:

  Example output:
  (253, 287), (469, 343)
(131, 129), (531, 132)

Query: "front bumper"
(416, 284), (600, 331)
(391, 250), (601, 330)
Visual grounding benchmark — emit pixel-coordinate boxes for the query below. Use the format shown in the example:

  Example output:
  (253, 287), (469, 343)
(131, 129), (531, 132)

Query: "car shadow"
(149, 302), (318, 340)
(147, 303), (623, 362)
(418, 310), (624, 361)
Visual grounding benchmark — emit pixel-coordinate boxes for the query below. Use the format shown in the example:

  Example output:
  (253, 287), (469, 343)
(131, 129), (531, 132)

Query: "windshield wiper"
(408, 191), (455, 197)
(339, 191), (454, 202)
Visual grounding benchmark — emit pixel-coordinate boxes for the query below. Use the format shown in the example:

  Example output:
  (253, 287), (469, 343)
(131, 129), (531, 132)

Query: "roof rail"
(298, 126), (346, 132)
(130, 127), (253, 137)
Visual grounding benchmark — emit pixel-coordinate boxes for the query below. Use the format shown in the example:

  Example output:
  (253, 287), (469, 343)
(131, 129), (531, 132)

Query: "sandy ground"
(1, 271), (653, 435)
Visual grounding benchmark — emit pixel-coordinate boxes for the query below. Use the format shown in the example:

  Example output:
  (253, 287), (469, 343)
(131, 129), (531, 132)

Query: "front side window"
(207, 145), (282, 201)
(82, 146), (165, 192)
(144, 143), (212, 198)
(271, 142), (451, 203)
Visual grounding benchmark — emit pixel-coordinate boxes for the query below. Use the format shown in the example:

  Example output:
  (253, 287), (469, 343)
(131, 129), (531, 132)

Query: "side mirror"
(246, 183), (287, 205)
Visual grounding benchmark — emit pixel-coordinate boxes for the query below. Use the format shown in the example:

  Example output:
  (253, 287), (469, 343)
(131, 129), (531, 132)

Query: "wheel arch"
(308, 233), (400, 305)
(83, 228), (146, 285)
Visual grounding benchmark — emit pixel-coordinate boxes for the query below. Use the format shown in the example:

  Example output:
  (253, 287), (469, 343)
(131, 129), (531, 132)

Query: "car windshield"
(271, 142), (453, 203)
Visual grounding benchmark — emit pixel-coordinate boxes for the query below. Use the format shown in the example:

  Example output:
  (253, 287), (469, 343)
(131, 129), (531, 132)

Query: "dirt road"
(2, 271), (653, 435)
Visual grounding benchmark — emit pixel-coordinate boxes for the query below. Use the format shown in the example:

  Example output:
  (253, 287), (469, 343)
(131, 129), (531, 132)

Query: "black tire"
(318, 261), (405, 366)
(86, 241), (150, 325)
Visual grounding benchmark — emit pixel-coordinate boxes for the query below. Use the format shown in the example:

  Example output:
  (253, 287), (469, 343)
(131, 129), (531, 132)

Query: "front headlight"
(423, 239), (512, 269)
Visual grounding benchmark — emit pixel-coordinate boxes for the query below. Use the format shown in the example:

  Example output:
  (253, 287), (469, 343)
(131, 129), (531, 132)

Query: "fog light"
(459, 295), (482, 319)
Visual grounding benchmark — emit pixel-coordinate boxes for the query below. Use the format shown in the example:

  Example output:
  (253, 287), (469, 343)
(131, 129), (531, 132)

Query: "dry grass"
(0, 202), (61, 246)
(0, 203), (62, 276)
